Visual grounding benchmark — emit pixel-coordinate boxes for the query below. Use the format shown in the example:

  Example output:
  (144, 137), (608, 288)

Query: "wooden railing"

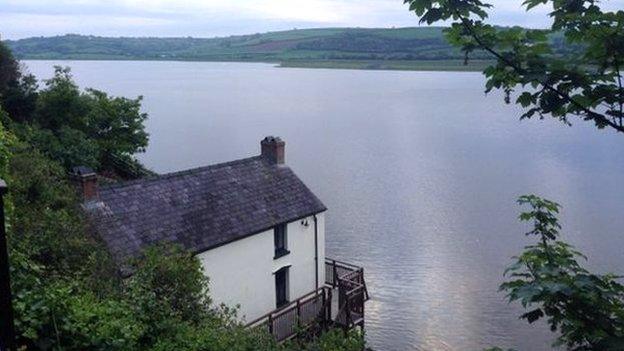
(246, 287), (332, 342)
(245, 259), (368, 343)
(325, 258), (363, 288)
(325, 258), (369, 329)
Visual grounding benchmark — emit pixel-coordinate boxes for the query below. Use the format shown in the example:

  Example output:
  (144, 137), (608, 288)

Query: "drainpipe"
(313, 214), (319, 291)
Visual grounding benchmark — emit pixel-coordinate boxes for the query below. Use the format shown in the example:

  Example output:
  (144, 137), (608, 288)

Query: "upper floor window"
(274, 223), (289, 259)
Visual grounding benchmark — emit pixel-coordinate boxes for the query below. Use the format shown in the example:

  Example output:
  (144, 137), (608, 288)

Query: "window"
(275, 266), (289, 308)
(274, 223), (289, 258)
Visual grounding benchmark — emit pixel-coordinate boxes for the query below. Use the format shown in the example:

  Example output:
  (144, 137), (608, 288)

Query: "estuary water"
(26, 60), (624, 351)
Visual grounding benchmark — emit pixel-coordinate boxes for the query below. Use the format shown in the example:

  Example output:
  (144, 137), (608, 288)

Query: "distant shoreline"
(9, 28), (499, 73)
(21, 57), (490, 72)
(278, 59), (490, 72)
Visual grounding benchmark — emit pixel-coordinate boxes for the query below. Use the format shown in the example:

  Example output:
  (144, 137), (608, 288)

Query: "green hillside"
(5, 27), (567, 71)
(5, 28), (476, 64)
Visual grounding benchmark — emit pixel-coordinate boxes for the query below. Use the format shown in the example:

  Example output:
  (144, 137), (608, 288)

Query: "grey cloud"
(1, 0), (623, 39)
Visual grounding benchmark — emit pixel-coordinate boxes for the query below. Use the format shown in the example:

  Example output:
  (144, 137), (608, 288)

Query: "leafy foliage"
(15, 125), (100, 170)
(146, 318), (277, 351)
(295, 329), (366, 351)
(5, 140), (125, 349)
(8, 143), (109, 280)
(125, 245), (212, 341)
(34, 66), (88, 131)
(82, 88), (148, 157)
(29, 66), (149, 171)
(0, 41), (38, 123)
(0, 109), (14, 179)
(500, 195), (624, 350)
(404, 0), (624, 134)
(1, 39), (149, 176)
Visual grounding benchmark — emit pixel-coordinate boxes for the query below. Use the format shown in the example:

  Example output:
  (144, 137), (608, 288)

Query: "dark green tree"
(404, 0), (624, 134)
(31, 66), (148, 171)
(0, 41), (38, 123)
(0, 42), (20, 93)
(35, 67), (89, 132)
(83, 88), (148, 158)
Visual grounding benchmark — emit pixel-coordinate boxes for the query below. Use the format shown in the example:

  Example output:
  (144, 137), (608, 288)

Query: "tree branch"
(456, 14), (624, 134)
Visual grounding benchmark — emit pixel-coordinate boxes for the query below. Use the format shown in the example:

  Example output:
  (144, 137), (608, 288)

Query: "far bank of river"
(279, 59), (491, 71)
(19, 56), (491, 72)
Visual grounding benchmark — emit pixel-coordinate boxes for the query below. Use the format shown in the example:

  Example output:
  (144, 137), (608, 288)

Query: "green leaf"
(521, 308), (544, 323)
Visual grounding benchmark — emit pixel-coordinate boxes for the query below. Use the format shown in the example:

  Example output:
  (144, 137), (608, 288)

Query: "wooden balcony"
(246, 258), (368, 343)
(325, 258), (369, 329)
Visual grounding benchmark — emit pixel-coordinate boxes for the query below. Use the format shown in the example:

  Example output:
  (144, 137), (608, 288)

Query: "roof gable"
(85, 156), (326, 267)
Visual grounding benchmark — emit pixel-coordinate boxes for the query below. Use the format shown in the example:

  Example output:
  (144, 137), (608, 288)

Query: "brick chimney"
(72, 166), (98, 202)
(261, 136), (285, 165)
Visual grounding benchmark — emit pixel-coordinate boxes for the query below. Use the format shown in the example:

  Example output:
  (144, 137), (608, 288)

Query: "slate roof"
(84, 155), (326, 269)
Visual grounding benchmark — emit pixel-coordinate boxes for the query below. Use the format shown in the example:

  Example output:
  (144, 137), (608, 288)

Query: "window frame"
(273, 223), (289, 259)
(274, 266), (290, 308)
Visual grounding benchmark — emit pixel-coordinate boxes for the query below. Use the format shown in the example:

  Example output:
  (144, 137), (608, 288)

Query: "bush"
(298, 329), (366, 351)
(7, 143), (112, 279)
(125, 245), (211, 343)
(148, 317), (278, 351)
(13, 124), (99, 170)
(62, 291), (143, 350)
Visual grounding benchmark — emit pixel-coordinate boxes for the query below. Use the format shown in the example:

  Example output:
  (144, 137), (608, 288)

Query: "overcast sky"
(1, 0), (623, 39)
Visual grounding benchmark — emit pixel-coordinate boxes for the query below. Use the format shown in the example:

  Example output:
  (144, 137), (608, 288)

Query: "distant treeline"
(5, 27), (570, 63)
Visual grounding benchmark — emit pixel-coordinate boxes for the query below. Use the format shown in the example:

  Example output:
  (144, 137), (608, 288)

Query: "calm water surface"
(26, 61), (624, 351)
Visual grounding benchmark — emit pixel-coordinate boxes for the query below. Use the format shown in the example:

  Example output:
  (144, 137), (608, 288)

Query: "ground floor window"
(275, 266), (289, 308)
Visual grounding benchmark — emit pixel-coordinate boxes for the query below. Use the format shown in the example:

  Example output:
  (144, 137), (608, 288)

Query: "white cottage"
(78, 137), (367, 341)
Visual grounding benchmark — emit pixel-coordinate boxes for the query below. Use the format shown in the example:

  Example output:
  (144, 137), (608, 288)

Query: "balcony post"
(361, 294), (365, 330)
(296, 300), (301, 329)
(268, 313), (273, 336)
(332, 259), (338, 288)
(327, 288), (332, 330)
(346, 293), (352, 329)
(320, 289), (327, 330)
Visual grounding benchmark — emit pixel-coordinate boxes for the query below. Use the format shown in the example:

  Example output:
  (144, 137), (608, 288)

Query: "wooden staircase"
(246, 258), (369, 343)
(246, 287), (332, 343)
(325, 258), (369, 330)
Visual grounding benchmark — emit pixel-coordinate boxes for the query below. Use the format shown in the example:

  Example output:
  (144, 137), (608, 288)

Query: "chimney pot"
(72, 166), (98, 202)
(261, 136), (285, 165)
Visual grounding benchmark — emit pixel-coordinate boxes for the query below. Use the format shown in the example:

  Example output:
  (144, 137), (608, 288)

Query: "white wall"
(197, 212), (325, 322)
